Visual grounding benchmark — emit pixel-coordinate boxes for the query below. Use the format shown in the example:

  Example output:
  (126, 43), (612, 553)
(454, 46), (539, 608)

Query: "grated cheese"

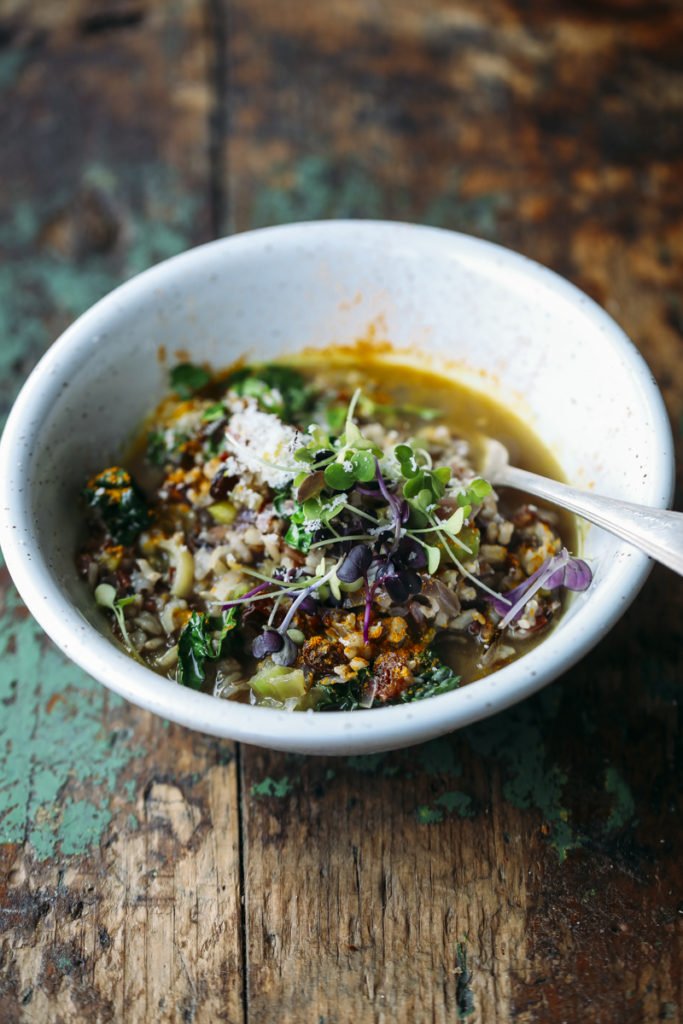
(226, 400), (304, 488)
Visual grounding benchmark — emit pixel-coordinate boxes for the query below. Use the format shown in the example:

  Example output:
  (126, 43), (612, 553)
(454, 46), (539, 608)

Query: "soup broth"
(78, 350), (589, 711)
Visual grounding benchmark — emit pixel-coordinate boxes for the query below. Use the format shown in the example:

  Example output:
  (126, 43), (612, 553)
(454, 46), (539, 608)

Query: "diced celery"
(209, 501), (237, 524)
(248, 663), (306, 702)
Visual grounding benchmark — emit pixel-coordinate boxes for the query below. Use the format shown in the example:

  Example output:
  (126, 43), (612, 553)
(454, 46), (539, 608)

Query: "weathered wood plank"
(239, 568), (682, 1022)
(225, 0), (683, 427)
(226, 2), (683, 1021)
(0, 566), (245, 1023)
(0, 0), (681, 1021)
(0, 0), (214, 422)
(0, 3), (245, 1021)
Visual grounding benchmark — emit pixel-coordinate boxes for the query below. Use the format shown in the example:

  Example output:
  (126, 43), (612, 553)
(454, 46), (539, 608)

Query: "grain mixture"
(78, 357), (591, 710)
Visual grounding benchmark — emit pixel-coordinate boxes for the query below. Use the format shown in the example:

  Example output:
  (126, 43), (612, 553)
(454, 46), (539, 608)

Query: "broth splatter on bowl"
(78, 351), (591, 711)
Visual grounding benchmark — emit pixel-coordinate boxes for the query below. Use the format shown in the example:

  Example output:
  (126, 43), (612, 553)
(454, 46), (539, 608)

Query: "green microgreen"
(95, 583), (145, 663)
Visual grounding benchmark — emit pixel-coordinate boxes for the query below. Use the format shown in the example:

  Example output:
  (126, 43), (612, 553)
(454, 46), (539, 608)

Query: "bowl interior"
(0, 222), (673, 753)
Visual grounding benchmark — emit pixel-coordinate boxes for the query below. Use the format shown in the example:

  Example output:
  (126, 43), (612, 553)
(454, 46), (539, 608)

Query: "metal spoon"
(484, 439), (683, 577)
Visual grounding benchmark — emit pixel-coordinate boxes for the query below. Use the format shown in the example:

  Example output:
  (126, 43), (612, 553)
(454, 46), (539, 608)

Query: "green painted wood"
(0, 0), (680, 1020)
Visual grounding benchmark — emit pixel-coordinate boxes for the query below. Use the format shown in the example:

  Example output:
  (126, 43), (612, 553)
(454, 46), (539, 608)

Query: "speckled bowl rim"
(0, 221), (675, 754)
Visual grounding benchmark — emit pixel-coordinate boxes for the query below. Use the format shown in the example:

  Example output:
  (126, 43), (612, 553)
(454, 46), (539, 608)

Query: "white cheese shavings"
(226, 401), (304, 488)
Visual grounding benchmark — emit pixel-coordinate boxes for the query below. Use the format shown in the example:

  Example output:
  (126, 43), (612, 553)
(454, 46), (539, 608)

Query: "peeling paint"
(251, 776), (294, 798)
(248, 154), (504, 242)
(0, 564), (142, 859)
(0, 163), (200, 423)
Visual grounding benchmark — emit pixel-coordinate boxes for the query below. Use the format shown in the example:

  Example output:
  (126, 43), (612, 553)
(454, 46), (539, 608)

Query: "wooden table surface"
(1, 2), (682, 1021)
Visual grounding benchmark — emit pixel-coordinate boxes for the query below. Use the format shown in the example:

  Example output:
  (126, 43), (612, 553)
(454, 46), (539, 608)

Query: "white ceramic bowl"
(0, 222), (674, 754)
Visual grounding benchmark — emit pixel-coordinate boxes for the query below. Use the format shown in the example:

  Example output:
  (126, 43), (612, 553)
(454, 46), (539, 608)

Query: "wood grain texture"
(226, 1), (683, 1021)
(0, 3), (244, 1022)
(0, 0), (681, 1021)
(0, 0), (214, 421)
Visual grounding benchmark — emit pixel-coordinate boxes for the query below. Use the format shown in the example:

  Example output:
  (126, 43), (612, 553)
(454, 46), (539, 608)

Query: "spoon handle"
(495, 464), (683, 577)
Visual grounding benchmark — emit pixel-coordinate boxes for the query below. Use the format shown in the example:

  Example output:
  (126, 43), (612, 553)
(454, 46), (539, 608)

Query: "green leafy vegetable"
(177, 607), (239, 690)
(170, 362), (212, 398)
(273, 493), (315, 552)
(314, 671), (369, 711)
(83, 467), (152, 545)
(226, 364), (312, 423)
(398, 653), (461, 702)
(314, 651), (460, 711)
(146, 429), (189, 467)
(95, 583), (143, 662)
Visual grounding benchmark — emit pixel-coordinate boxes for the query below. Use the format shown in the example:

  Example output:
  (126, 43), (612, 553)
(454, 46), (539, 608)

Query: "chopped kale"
(226, 364), (313, 424)
(177, 607), (240, 690)
(315, 650), (461, 711)
(83, 467), (152, 546)
(398, 652), (461, 703)
(314, 671), (369, 711)
(146, 429), (189, 467)
(170, 362), (212, 399)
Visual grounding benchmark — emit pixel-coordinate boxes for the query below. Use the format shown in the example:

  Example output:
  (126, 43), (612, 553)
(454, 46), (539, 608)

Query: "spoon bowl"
(485, 438), (683, 577)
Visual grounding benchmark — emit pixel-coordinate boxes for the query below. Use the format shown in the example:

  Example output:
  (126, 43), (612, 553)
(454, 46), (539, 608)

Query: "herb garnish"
(95, 583), (144, 663)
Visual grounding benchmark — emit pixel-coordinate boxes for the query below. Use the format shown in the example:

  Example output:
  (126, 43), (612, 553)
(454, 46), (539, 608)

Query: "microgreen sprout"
(95, 583), (145, 663)
(250, 558), (345, 666)
(490, 548), (592, 629)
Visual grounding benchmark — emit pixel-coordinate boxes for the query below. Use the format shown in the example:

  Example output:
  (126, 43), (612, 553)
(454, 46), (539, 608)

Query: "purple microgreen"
(396, 536), (427, 571)
(494, 549), (593, 630)
(560, 557), (592, 591)
(384, 570), (421, 603)
(363, 578), (380, 645)
(374, 456), (401, 511)
(252, 628), (285, 659)
(337, 544), (374, 583)
(271, 634), (299, 667)
(297, 593), (319, 614)
(278, 560), (342, 635)
(222, 581), (271, 610)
